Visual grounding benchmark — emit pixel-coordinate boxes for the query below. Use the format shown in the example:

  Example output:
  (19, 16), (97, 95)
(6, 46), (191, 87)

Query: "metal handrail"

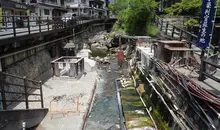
(155, 15), (220, 84)
(0, 72), (39, 83)
(0, 13), (105, 38)
(0, 72), (44, 110)
(155, 15), (217, 51)
(155, 15), (199, 48)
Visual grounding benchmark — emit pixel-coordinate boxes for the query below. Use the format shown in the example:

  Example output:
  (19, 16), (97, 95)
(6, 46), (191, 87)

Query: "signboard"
(197, 0), (216, 48)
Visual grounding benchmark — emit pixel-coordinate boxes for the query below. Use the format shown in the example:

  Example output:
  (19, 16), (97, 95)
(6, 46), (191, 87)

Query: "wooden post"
(39, 81), (44, 108)
(189, 35), (193, 48)
(198, 49), (206, 81)
(27, 15), (30, 34)
(47, 17), (49, 31)
(179, 30), (183, 41)
(198, 59), (206, 81)
(75, 62), (78, 77)
(82, 58), (84, 72)
(23, 76), (29, 109)
(54, 63), (60, 76)
(38, 16), (41, 33)
(160, 19), (163, 31)
(171, 26), (175, 37)
(12, 15), (16, 37)
(0, 73), (7, 110)
(165, 21), (168, 35)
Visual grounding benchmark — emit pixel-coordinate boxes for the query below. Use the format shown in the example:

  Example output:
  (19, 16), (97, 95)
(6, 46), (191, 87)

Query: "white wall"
(35, 5), (54, 19)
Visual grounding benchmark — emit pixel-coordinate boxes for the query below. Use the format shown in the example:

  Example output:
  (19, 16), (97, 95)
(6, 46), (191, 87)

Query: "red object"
(117, 49), (124, 65)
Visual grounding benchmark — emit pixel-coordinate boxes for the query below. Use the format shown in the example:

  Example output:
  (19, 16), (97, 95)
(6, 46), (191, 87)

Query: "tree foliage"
(165, 0), (220, 16)
(108, 0), (158, 36)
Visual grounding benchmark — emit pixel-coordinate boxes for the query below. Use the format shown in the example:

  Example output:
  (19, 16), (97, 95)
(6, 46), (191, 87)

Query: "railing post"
(198, 49), (206, 81)
(27, 15), (30, 34)
(179, 30), (183, 41)
(39, 81), (44, 108)
(198, 58), (206, 81)
(0, 73), (7, 110)
(160, 19), (163, 31)
(47, 17), (49, 31)
(171, 26), (175, 38)
(23, 76), (29, 109)
(165, 21), (168, 35)
(82, 58), (84, 72)
(213, 46), (219, 54)
(189, 35), (193, 48)
(12, 15), (16, 37)
(75, 62), (78, 77)
(38, 16), (41, 33)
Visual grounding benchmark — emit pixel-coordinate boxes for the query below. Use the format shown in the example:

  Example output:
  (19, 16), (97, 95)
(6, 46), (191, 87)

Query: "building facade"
(0, 0), (35, 27)
(65, 0), (107, 18)
(30, 0), (67, 19)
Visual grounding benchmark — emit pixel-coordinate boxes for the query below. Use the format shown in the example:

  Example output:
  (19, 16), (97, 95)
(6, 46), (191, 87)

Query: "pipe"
(114, 79), (126, 130)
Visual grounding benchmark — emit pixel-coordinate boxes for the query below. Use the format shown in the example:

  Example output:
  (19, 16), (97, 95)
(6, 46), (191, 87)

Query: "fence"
(0, 72), (44, 110)
(154, 15), (198, 48)
(155, 15), (220, 83)
(0, 14), (101, 38)
(199, 47), (220, 83)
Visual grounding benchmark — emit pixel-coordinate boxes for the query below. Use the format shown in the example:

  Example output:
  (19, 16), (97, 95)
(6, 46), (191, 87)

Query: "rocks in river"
(90, 42), (108, 53)
(89, 31), (113, 53)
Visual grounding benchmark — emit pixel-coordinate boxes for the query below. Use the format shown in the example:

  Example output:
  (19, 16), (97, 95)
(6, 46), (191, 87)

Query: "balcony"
(39, 0), (60, 6)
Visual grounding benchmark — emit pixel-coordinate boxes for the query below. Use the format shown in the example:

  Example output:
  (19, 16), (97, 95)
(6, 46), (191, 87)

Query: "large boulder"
(91, 42), (108, 53)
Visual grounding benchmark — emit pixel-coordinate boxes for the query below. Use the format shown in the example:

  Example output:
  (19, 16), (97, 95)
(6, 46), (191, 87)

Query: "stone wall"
(5, 50), (52, 81)
(2, 49), (52, 109)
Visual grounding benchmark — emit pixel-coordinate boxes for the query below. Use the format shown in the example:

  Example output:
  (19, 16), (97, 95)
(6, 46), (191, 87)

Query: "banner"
(197, 0), (217, 48)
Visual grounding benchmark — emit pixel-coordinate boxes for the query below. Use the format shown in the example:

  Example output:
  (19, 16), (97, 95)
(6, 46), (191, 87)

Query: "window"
(21, 0), (26, 3)
(44, 9), (50, 15)
(81, 0), (85, 3)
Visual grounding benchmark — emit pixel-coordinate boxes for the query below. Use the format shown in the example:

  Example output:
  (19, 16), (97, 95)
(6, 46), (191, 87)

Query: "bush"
(184, 18), (198, 29)
(109, 0), (158, 35)
(147, 24), (160, 37)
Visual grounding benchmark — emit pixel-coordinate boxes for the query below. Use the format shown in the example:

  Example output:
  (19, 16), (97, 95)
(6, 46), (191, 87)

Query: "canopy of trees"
(108, 0), (158, 36)
(165, 0), (220, 16)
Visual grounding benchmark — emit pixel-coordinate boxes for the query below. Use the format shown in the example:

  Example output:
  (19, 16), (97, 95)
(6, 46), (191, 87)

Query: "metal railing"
(155, 15), (220, 83)
(0, 14), (104, 38)
(199, 47), (220, 83)
(155, 15), (198, 48)
(154, 15), (217, 50)
(0, 72), (44, 110)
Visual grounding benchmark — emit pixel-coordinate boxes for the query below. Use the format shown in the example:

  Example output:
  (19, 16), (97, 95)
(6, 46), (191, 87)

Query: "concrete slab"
(36, 71), (97, 130)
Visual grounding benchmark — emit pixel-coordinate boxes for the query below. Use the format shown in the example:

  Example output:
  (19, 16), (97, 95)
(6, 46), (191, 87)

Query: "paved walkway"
(36, 71), (97, 130)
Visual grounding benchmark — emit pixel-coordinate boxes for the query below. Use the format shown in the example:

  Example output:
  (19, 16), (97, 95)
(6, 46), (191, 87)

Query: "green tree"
(165, 0), (220, 29)
(165, 0), (220, 16)
(109, 0), (158, 36)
